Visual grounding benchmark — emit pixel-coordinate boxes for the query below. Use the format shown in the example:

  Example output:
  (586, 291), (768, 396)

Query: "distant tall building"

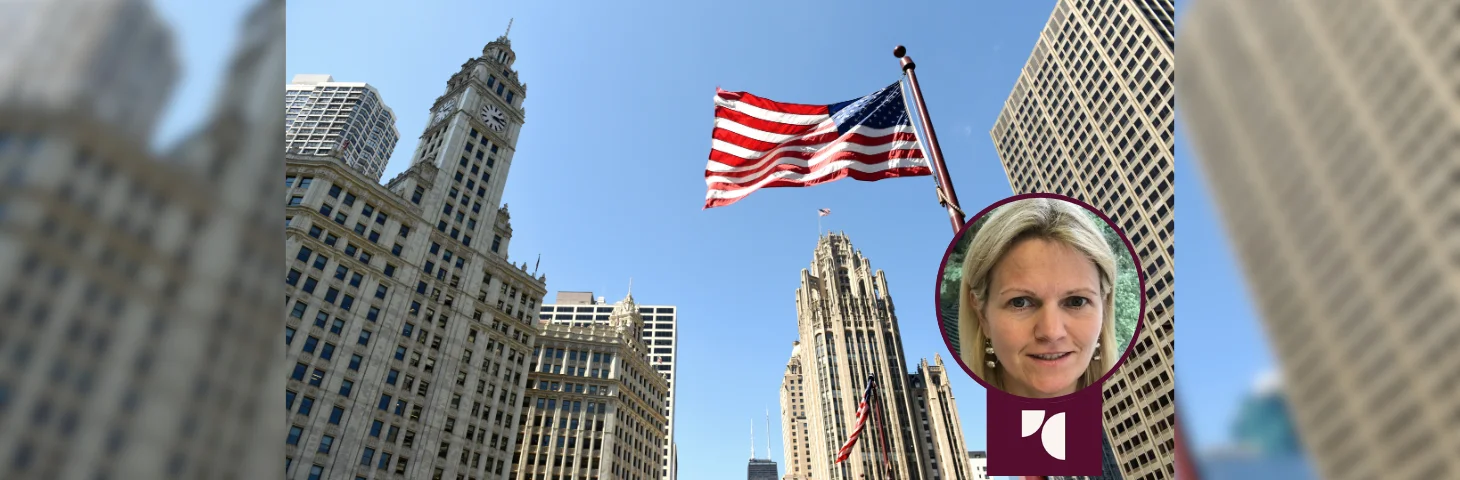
(1180, 0), (1460, 478)
(0, 0), (283, 478)
(542, 291), (678, 480)
(1197, 374), (1315, 480)
(286, 74), (400, 181)
(513, 293), (669, 480)
(989, 0), (1176, 478)
(966, 451), (989, 480)
(283, 32), (547, 480)
(780, 233), (974, 480)
(0, 0), (178, 139)
(749, 459), (780, 480)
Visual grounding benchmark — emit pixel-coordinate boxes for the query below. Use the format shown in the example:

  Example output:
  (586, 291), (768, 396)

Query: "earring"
(985, 339), (997, 368)
(1093, 342), (1101, 361)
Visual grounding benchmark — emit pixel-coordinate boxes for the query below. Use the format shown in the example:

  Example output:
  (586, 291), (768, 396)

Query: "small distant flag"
(818, 208), (832, 217)
(704, 81), (931, 209)
(835, 377), (877, 463)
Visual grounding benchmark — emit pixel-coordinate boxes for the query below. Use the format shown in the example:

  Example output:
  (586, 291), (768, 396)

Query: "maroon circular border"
(933, 192), (1149, 403)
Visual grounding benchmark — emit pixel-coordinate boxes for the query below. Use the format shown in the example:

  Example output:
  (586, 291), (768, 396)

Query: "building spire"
(766, 407), (773, 460)
(505, 18), (513, 38)
(750, 419), (755, 460)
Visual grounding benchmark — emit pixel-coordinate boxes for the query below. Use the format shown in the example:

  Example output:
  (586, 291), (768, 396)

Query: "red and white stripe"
(835, 380), (876, 463)
(704, 88), (930, 209)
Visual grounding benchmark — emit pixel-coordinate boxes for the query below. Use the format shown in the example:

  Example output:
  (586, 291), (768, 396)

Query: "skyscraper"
(513, 293), (669, 480)
(0, 0), (178, 139)
(966, 451), (989, 480)
(286, 74), (401, 181)
(1179, 0), (1460, 478)
(0, 0), (283, 478)
(749, 458), (780, 480)
(541, 291), (679, 480)
(283, 31), (546, 480)
(989, 0), (1176, 478)
(780, 233), (974, 480)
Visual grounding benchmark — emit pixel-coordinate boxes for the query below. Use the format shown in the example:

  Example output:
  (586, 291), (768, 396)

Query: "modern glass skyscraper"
(286, 74), (400, 181)
(1179, 0), (1460, 478)
(989, 0), (1176, 478)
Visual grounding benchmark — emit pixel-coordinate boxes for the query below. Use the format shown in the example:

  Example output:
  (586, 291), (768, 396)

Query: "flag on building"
(818, 208), (832, 216)
(835, 377), (878, 463)
(704, 81), (931, 209)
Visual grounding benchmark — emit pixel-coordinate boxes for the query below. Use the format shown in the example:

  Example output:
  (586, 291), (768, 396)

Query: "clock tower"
(391, 31), (527, 261)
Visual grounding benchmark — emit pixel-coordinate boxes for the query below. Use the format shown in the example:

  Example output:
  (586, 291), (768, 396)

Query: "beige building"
(989, 0), (1176, 478)
(542, 291), (679, 480)
(0, 0), (284, 478)
(1179, 0), (1460, 479)
(513, 294), (669, 480)
(282, 33), (547, 480)
(780, 233), (974, 480)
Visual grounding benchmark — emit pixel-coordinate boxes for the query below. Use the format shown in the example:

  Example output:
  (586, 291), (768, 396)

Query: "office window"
(319, 342), (335, 360)
(335, 265), (349, 280)
(307, 465), (323, 480)
(324, 233), (338, 246)
(378, 394), (393, 411)
(330, 318), (345, 335)
(378, 453), (392, 470)
(298, 177), (313, 190)
(328, 185), (341, 198)
(350, 273), (363, 287)
(340, 379), (354, 398)
(288, 196), (303, 206)
(323, 288), (338, 304)
(285, 327), (296, 345)
(286, 390), (296, 409)
(341, 295), (355, 311)
(312, 255), (328, 270)
(376, 285), (388, 299)
(286, 176), (296, 188)
(349, 354), (362, 371)
(302, 277), (318, 294)
(343, 193), (356, 207)
(286, 269), (301, 286)
(391, 244), (402, 257)
(370, 420), (383, 437)
(395, 346), (407, 361)
(287, 426), (302, 445)
(491, 236), (501, 253)
(399, 225), (410, 238)
(298, 396), (315, 415)
(387, 369), (399, 385)
(329, 406), (344, 424)
(309, 369), (324, 387)
(291, 363), (308, 381)
(367, 306), (380, 321)
(318, 435), (335, 454)
(358, 330), (372, 346)
(384, 263), (396, 277)
(296, 246), (313, 262)
(361, 447), (376, 467)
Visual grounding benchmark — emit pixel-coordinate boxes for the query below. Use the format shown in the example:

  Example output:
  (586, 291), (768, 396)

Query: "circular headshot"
(936, 194), (1144, 399)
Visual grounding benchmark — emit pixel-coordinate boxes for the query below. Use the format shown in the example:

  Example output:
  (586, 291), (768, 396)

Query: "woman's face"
(978, 238), (1104, 399)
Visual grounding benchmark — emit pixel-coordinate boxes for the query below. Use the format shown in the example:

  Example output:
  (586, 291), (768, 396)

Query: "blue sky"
(151, 0), (1278, 475)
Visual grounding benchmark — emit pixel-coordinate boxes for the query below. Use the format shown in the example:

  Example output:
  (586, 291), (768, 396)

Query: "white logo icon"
(1020, 410), (1066, 460)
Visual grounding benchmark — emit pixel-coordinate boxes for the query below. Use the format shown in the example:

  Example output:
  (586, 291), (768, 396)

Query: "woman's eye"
(1008, 297), (1033, 308)
(1064, 297), (1090, 308)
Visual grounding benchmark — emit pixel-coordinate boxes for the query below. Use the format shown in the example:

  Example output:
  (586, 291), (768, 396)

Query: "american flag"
(818, 208), (832, 216)
(835, 377), (877, 463)
(704, 81), (931, 209)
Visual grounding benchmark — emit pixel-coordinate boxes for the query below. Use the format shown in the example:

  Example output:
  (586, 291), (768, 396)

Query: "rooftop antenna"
(766, 407), (773, 460)
(504, 18), (513, 38)
(750, 419), (755, 460)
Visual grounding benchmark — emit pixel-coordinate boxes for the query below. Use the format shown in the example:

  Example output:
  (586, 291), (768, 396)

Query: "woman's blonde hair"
(956, 198), (1119, 393)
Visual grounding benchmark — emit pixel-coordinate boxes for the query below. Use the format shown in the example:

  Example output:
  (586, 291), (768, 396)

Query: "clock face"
(480, 103), (507, 132)
(435, 98), (456, 123)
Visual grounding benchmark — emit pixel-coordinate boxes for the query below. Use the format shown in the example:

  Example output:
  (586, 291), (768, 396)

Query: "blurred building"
(542, 291), (679, 480)
(1198, 375), (1315, 480)
(1178, 0), (1460, 478)
(513, 293), (669, 480)
(966, 451), (989, 480)
(749, 458), (780, 480)
(286, 74), (400, 181)
(0, 0), (284, 479)
(989, 0), (1176, 478)
(780, 233), (975, 480)
(282, 32), (547, 480)
(0, 0), (178, 140)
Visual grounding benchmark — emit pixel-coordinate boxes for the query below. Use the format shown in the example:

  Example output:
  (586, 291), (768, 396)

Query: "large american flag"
(704, 81), (931, 209)
(835, 377), (878, 463)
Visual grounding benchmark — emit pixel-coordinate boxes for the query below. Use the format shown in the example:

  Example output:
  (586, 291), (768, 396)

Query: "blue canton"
(827, 82), (912, 135)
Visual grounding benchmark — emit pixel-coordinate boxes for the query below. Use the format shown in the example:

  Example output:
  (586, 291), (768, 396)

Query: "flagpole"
(894, 45), (965, 233)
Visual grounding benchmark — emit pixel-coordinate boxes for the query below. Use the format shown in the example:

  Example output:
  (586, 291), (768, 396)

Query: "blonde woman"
(957, 198), (1119, 398)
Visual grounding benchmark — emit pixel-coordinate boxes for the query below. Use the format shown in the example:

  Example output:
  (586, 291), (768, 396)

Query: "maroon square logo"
(986, 385), (1104, 476)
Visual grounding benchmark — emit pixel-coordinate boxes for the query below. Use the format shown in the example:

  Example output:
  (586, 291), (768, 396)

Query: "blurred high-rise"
(988, 0), (1176, 478)
(0, 0), (285, 479)
(542, 291), (679, 480)
(282, 33), (546, 479)
(286, 74), (400, 182)
(780, 233), (975, 480)
(1178, 0), (1460, 478)
(513, 293), (669, 480)
(0, 0), (179, 140)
